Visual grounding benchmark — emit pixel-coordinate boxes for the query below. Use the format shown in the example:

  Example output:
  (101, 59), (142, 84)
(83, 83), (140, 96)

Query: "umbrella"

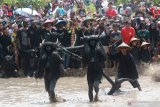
(14, 8), (40, 17)
(55, 20), (67, 26)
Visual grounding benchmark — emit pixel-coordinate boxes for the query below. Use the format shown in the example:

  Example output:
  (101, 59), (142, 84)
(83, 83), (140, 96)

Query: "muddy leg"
(49, 78), (58, 102)
(130, 79), (142, 91)
(93, 81), (100, 102)
(88, 84), (94, 102)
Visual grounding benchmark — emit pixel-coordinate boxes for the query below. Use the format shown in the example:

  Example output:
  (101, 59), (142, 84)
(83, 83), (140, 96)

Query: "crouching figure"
(1, 55), (18, 78)
(108, 42), (142, 93)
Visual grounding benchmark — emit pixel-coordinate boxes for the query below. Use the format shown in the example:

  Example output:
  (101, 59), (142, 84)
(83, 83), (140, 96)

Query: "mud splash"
(0, 75), (160, 107)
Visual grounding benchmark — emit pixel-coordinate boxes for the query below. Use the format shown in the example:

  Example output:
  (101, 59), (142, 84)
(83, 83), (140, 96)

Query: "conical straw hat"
(117, 42), (131, 50)
(141, 41), (150, 47)
(130, 37), (140, 43)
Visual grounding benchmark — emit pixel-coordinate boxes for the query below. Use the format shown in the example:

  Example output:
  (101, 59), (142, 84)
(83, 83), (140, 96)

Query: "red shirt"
(105, 8), (117, 18)
(157, 9), (160, 14)
(121, 27), (135, 44)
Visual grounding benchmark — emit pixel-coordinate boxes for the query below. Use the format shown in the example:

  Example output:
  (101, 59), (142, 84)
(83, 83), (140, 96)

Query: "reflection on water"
(0, 76), (160, 107)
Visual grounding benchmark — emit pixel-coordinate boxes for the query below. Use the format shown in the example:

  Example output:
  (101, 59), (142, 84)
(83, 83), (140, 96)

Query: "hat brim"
(141, 43), (150, 47)
(108, 2), (113, 5)
(43, 21), (54, 26)
(117, 46), (131, 50)
(83, 18), (94, 23)
(55, 20), (67, 26)
(130, 39), (140, 43)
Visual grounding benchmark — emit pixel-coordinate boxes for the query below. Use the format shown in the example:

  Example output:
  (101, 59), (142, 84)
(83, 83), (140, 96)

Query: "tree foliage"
(0, 0), (50, 10)
(116, 0), (159, 5)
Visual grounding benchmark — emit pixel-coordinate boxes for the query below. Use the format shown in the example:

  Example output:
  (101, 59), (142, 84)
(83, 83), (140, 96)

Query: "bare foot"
(138, 86), (142, 91)
(49, 97), (57, 103)
(89, 100), (93, 102)
(56, 96), (66, 102)
(94, 95), (100, 102)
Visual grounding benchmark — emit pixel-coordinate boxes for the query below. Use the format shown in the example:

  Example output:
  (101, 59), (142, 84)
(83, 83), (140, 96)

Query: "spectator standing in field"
(16, 20), (31, 76)
(105, 2), (118, 19)
(28, 20), (41, 49)
(94, 0), (103, 14)
(56, 1), (65, 17)
(149, 22), (159, 48)
(121, 20), (135, 44)
(137, 22), (150, 43)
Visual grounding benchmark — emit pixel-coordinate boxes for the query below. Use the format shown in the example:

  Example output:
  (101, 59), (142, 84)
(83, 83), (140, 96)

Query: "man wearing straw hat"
(139, 41), (151, 74)
(130, 37), (140, 65)
(42, 19), (59, 43)
(108, 42), (142, 91)
(81, 16), (94, 36)
(140, 41), (151, 64)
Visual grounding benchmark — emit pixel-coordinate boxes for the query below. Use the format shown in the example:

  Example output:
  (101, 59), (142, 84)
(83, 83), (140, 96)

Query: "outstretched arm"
(57, 45), (84, 61)
(61, 47), (83, 61)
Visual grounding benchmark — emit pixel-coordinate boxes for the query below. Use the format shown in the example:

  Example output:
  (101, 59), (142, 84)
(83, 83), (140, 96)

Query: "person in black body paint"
(35, 42), (64, 102)
(82, 35), (106, 102)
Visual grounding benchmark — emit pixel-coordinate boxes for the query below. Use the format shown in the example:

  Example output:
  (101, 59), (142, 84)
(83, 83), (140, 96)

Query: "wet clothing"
(110, 30), (122, 57)
(85, 41), (106, 101)
(110, 30), (121, 43)
(56, 29), (71, 69)
(130, 45), (140, 64)
(109, 52), (138, 79)
(17, 28), (30, 50)
(28, 26), (41, 49)
(87, 64), (103, 84)
(36, 43), (64, 99)
(140, 48), (151, 63)
(149, 27), (159, 48)
(75, 28), (83, 46)
(0, 45), (2, 65)
(42, 28), (54, 42)
(0, 35), (12, 56)
(56, 29), (71, 47)
(1, 55), (18, 78)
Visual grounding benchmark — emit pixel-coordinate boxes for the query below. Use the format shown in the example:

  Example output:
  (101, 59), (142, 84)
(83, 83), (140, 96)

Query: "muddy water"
(0, 76), (160, 107)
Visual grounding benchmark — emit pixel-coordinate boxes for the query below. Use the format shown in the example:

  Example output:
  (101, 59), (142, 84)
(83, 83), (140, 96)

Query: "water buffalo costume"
(108, 42), (142, 91)
(82, 35), (106, 102)
(35, 42), (64, 102)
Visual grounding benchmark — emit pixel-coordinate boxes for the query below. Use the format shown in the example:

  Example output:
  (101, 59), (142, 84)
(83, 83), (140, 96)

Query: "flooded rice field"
(0, 75), (160, 107)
